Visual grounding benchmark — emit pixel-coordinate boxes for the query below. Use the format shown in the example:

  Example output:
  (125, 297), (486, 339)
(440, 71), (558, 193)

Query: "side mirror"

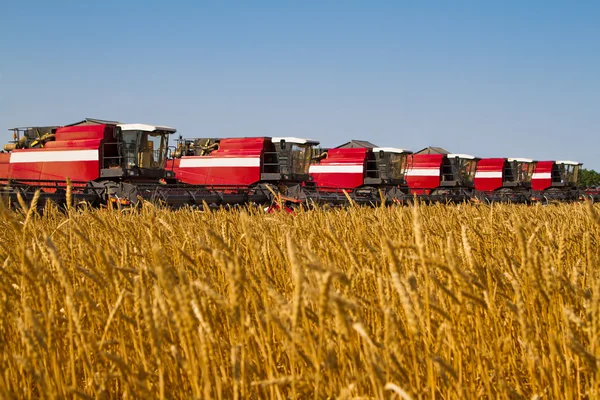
(280, 139), (286, 149)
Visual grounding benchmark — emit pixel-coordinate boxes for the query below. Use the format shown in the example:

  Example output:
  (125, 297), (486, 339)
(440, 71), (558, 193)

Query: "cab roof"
(447, 153), (477, 160)
(372, 147), (412, 154)
(272, 137), (319, 145)
(118, 123), (176, 133)
(508, 157), (535, 163)
(556, 160), (581, 165)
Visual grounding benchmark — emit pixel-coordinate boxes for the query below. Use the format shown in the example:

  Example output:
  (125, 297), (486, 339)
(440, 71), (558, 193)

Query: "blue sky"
(1, 1), (599, 168)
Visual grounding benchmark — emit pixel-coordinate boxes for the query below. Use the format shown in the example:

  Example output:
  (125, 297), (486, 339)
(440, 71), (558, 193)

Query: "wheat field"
(0, 200), (599, 399)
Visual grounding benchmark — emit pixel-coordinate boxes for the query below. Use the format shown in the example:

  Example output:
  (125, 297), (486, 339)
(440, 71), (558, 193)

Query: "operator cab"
(553, 161), (581, 186)
(101, 123), (176, 179)
(441, 154), (478, 187)
(505, 158), (535, 187)
(262, 137), (319, 182)
(365, 147), (412, 185)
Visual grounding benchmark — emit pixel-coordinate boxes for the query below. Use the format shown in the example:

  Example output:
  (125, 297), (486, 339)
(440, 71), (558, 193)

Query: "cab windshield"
(560, 164), (580, 184)
(291, 144), (313, 175)
(121, 130), (169, 169)
(455, 158), (477, 184)
(141, 132), (168, 168)
(516, 162), (535, 183)
(388, 153), (409, 179)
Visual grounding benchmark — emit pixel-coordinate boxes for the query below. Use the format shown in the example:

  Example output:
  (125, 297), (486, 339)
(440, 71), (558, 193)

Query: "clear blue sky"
(1, 1), (599, 168)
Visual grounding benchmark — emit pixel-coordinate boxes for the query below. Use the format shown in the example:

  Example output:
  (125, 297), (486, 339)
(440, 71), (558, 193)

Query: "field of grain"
(0, 200), (599, 399)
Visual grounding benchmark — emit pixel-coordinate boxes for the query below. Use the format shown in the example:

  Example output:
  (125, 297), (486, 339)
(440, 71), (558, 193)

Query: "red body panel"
(0, 124), (112, 185)
(531, 161), (553, 191)
(405, 154), (443, 195)
(309, 148), (367, 189)
(474, 158), (504, 191)
(54, 124), (108, 141)
(171, 138), (268, 186)
(0, 153), (9, 179)
(8, 153), (99, 182)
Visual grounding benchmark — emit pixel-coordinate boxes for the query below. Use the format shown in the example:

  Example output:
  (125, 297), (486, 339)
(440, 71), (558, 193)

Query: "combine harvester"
(0, 119), (320, 208)
(472, 157), (535, 203)
(162, 136), (319, 207)
(404, 153), (479, 202)
(307, 145), (412, 205)
(531, 160), (582, 202)
(0, 120), (176, 206)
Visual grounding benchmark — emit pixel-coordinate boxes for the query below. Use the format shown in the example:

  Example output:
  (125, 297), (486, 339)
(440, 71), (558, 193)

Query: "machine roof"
(335, 140), (378, 149)
(118, 123), (177, 133)
(414, 146), (450, 155)
(66, 118), (121, 126)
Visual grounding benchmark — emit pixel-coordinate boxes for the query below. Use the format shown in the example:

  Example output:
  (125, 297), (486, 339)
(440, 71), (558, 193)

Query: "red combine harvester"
(473, 157), (536, 203)
(531, 160), (582, 202)
(162, 136), (319, 206)
(0, 121), (176, 205)
(307, 146), (412, 205)
(404, 153), (479, 202)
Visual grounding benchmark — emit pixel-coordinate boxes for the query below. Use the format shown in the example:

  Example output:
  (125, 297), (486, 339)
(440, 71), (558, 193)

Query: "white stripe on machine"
(405, 168), (440, 177)
(179, 157), (261, 168)
(475, 171), (503, 178)
(10, 149), (99, 163)
(532, 172), (551, 179)
(309, 165), (363, 173)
